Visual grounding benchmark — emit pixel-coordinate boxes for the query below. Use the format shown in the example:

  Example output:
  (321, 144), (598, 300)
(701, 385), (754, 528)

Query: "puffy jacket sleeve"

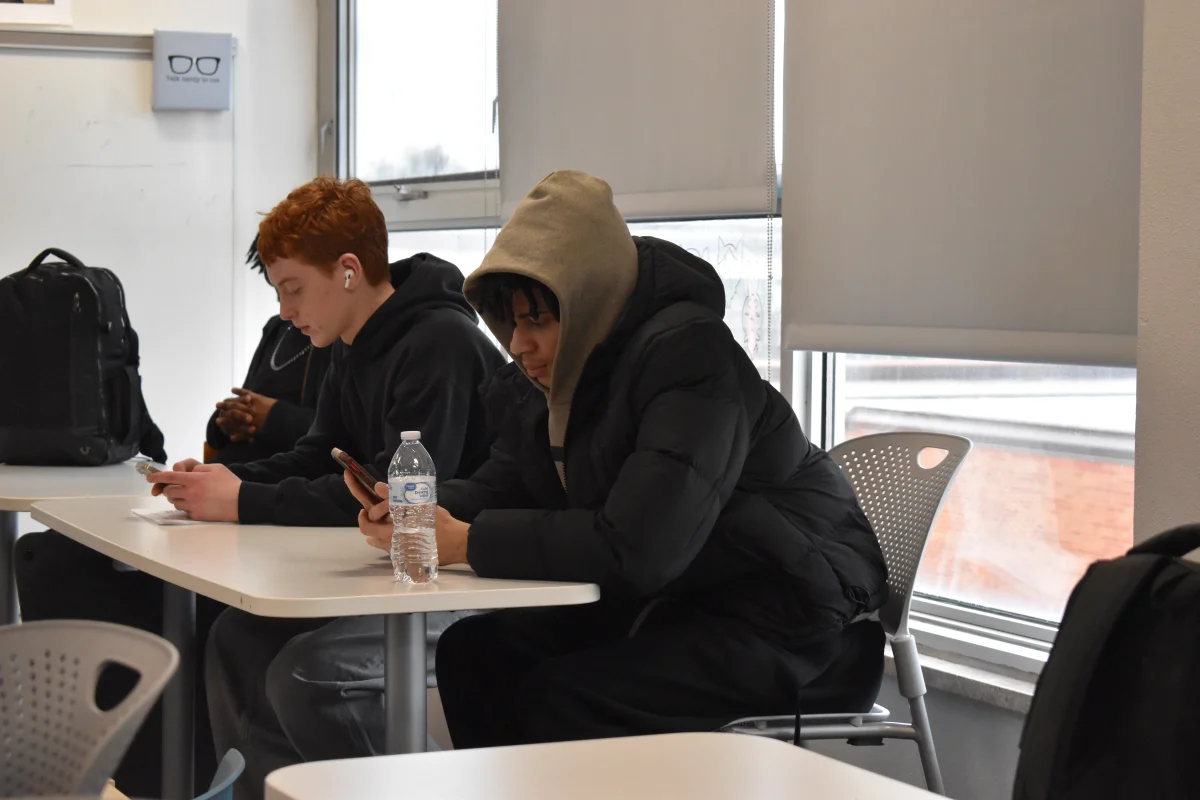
(466, 320), (750, 596)
(440, 437), (535, 522)
(440, 364), (536, 521)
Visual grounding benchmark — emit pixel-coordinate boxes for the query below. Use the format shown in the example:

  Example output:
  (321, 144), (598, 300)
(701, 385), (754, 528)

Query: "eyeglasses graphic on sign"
(153, 30), (233, 110)
(168, 55), (221, 76)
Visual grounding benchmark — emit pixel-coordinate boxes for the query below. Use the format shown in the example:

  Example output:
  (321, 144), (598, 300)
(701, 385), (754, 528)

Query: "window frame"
(317, 0), (353, 178)
(370, 173), (501, 233)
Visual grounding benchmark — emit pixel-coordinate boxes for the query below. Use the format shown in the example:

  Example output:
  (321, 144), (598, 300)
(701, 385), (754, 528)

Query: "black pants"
(434, 601), (833, 749)
(205, 608), (468, 800)
(14, 530), (225, 799)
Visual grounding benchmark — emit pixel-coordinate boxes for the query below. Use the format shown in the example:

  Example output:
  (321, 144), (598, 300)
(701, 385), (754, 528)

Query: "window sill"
(908, 607), (1052, 677)
(886, 645), (1037, 715)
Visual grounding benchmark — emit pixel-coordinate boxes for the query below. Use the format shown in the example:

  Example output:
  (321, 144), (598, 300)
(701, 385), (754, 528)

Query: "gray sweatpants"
(204, 607), (469, 800)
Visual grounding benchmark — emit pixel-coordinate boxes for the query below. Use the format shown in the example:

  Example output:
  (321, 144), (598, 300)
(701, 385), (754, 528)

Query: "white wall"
(0, 0), (316, 471)
(1134, 0), (1200, 541)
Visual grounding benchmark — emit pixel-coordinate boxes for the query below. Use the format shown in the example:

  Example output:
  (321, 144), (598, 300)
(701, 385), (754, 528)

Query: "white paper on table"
(132, 508), (206, 526)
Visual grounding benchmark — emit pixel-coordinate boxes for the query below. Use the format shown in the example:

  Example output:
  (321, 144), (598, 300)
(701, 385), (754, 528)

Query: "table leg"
(0, 510), (17, 625)
(163, 583), (196, 800)
(384, 611), (427, 754)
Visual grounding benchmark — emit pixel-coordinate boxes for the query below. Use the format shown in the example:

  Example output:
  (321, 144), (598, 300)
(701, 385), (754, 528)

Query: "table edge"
(2, 490), (153, 512)
(30, 503), (600, 618)
(263, 733), (932, 797)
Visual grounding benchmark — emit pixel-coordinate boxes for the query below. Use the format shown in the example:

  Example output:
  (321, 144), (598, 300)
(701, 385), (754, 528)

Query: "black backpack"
(0, 248), (167, 466)
(1014, 524), (1200, 800)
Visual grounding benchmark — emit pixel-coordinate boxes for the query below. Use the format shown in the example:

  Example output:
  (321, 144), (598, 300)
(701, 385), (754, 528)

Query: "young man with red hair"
(149, 177), (504, 797)
(150, 176), (503, 526)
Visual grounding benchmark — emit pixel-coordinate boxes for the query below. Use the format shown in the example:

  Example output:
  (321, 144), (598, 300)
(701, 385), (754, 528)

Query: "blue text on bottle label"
(389, 476), (436, 505)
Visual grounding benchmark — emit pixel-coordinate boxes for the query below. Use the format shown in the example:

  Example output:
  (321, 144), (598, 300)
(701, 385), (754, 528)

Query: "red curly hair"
(257, 176), (389, 285)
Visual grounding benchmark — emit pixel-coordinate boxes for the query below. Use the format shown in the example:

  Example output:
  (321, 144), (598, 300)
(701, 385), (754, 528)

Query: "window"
(355, 0), (497, 183)
(354, 0), (499, 229)
(832, 355), (1136, 623)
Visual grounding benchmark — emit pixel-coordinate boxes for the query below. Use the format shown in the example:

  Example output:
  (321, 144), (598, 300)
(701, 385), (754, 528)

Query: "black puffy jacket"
(441, 238), (888, 649)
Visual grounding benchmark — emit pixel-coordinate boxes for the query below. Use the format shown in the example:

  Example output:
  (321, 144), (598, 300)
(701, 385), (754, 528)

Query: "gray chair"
(0, 620), (179, 798)
(723, 432), (972, 796)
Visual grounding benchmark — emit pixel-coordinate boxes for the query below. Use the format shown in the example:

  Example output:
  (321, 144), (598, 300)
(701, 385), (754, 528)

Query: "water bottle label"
(389, 476), (436, 505)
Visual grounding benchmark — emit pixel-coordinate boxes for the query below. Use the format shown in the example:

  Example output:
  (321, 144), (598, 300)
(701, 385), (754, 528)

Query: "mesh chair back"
(829, 433), (971, 634)
(0, 620), (178, 797)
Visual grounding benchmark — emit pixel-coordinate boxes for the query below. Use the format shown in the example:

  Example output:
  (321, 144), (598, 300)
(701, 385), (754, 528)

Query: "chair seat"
(723, 703), (891, 734)
(719, 619), (885, 738)
(802, 703), (891, 725)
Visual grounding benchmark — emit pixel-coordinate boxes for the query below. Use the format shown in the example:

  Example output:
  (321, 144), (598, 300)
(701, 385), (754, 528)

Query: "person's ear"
(337, 253), (364, 290)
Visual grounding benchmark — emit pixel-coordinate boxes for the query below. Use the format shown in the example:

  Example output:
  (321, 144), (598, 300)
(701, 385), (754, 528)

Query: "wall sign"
(152, 30), (233, 111)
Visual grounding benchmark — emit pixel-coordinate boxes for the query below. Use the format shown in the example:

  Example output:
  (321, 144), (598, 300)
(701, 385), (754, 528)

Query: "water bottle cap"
(401, 431), (421, 441)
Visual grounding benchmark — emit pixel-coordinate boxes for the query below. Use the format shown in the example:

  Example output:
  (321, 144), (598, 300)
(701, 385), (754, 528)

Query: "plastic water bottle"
(387, 431), (438, 584)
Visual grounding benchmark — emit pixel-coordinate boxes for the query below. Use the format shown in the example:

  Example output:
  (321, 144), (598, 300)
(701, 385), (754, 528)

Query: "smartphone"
(136, 462), (162, 477)
(332, 448), (385, 505)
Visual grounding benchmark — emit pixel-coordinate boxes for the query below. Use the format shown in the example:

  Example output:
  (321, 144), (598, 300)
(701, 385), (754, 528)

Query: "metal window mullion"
(341, 0), (355, 177)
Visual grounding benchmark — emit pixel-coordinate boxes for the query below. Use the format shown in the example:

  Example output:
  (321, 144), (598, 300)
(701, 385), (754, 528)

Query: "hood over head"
(464, 171), (638, 483)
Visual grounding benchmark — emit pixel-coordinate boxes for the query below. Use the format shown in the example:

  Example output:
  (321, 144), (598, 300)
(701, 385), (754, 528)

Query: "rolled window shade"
(782, 0), (1142, 366)
(497, 0), (774, 220)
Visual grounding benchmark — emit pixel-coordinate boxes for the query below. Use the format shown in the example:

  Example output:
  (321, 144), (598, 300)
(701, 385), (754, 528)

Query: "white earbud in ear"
(344, 270), (353, 289)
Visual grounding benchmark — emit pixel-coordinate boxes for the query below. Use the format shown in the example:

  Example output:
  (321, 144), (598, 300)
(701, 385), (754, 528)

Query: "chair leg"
(908, 693), (946, 795)
(891, 634), (946, 795)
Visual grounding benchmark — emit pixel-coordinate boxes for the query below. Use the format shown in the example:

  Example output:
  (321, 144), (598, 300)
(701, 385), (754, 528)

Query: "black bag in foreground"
(1014, 524), (1200, 800)
(0, 248), (166, 466)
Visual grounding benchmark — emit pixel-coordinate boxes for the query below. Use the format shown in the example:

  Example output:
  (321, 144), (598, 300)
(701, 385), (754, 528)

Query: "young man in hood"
(149, 177), (505, 798)
(350, 170), (890, 746)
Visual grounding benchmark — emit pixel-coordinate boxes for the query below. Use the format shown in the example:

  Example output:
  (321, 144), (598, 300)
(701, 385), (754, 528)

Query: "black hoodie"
(441, 237), (888, 656)
(231, 253), (506, 526)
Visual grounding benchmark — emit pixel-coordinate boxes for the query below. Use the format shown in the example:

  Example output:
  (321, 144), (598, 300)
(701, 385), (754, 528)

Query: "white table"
(0, 461), (159, 625)
(265, 732), (938, 800)
(30, 495), (599, 800)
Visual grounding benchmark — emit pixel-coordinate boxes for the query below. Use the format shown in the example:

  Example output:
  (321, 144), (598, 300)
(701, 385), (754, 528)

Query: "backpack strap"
(1015, 554), (1168, 799)
(136, 396), (167, 465)
(120, 309), (168, 464)
(1127, 522), (1200, 558)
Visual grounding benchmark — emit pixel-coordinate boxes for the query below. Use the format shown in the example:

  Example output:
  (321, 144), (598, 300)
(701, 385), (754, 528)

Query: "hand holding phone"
(138, 461), (166, 495)
(332, 448), (385, 505)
